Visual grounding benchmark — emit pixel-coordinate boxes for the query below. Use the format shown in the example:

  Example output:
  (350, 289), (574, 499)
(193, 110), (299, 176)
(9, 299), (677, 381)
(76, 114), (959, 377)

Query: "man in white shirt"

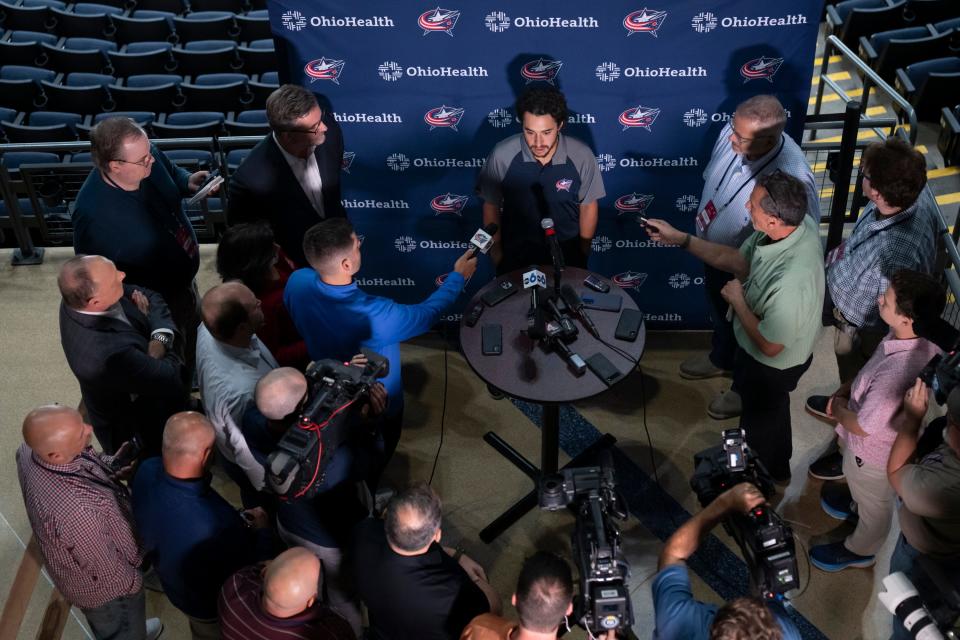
(227, 84), (347, 266)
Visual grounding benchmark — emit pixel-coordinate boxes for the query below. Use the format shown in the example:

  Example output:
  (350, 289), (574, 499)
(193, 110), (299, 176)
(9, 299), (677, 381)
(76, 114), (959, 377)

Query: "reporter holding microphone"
(645, 172), (823, 483)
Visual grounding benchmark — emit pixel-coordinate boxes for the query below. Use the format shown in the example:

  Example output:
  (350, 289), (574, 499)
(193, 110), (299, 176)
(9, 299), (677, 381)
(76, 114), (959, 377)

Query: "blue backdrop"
(265, 1), (822, 328)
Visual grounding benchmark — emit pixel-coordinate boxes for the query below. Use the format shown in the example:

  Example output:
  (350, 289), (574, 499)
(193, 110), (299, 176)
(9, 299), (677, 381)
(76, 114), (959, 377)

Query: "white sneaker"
(146, 618), (163, 640)
(707, 390), (742, 420)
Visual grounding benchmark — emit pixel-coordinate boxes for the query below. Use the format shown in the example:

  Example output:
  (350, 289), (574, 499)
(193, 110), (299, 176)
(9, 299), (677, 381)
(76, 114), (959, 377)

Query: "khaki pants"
(843, 447), (895, 556)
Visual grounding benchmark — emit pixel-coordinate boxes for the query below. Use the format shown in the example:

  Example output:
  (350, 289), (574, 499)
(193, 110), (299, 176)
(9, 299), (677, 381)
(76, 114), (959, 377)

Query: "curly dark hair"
(515, 87), (568, 127)
(710, 597), (782, 640)
(216, 223), (277, 292)
(861, 138), (927, 209)
(888, 269), (945, 339)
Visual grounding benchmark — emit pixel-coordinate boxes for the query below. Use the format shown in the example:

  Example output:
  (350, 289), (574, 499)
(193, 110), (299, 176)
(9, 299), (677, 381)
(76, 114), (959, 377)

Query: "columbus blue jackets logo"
(612, 271), (648, 289)
(619, 105), (660, 131)
(435, 272), (449, 287)
(341, 152), (355, 173)
(521, 58), (563, 84)
(740, 56), (784, 83)
(614, 192), (654, 215)
(424, 105), (465, 131)
(623, 8), (667, 37)
(555, 178), (573, 192)
(305, 57), (345, 84)
(419, 7), (460, 36)
(430, 193), (469, 216)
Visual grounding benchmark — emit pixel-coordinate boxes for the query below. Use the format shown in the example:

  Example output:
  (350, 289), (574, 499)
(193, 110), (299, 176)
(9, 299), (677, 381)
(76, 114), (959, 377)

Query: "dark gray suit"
(59, 285), (188, 454)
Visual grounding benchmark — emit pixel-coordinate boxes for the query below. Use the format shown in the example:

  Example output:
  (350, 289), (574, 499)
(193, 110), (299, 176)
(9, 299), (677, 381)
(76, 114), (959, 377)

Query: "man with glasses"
(228, 84), (346, 267)
(681, 95), (818, 423)
(74, 116), (215, 379)
(806, 137), (941, 482)
(646, 172), (824, 481)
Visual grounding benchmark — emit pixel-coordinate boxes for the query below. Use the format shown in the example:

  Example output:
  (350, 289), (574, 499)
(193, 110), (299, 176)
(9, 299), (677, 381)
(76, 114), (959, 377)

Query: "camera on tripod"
(539, 459), (633, 635)
(691, 429), (799, 599)
(266, 349), (388, 500)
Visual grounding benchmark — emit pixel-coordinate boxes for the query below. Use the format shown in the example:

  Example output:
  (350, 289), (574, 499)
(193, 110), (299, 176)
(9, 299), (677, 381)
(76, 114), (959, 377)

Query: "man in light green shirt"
(646, 171), (824, 480)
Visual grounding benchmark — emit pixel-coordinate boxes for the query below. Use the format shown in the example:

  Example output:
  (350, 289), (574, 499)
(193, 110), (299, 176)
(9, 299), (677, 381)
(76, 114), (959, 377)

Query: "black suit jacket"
(59, 285), (188, 454)
(226, 116), (347, 266)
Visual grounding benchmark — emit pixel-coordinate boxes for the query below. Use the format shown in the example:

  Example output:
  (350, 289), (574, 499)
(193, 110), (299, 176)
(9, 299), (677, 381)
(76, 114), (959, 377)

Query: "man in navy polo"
(477, 87), (605, 275)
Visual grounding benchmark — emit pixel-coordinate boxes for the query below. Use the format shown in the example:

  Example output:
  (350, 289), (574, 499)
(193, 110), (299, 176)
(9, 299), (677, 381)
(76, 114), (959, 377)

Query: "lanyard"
(710, 135), (785, 214)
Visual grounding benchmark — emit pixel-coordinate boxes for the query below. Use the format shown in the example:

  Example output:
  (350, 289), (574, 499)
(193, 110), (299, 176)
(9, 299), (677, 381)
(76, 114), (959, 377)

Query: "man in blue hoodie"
(285, 219), (477, 474)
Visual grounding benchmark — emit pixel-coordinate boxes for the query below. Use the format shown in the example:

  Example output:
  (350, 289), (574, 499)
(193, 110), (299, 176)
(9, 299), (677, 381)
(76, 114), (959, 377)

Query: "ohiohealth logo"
(281, 10), (307, 31)
(430, 193), (469, 216)
(676, 195), (699, 212)
(521, 58), (563, 84)
(424, 105), (464, 131)
(619, 105), (660, 131)
(484, 11), (510, 32)
(613, 271), (648, 289)
(305, 58), (345, 84)
(595, 62), (621, 82)
(615, 192), (654, 215)
(394, 236), (417, 252)
(487, 108), (513, 128)
(624, 8), (667, 36)
(592, 235), (612, 253)
(386, 153), (410, 171)
(419, 7), (460, 36)
(691, 12), (718, 32)
(741, 56), (784, 83)
(341, 152), (355, 173)
(669, 273), (691, 289)
(597, 153), (617, 172)
(378, 61), (403, 82)
(683, 108), (708, 127)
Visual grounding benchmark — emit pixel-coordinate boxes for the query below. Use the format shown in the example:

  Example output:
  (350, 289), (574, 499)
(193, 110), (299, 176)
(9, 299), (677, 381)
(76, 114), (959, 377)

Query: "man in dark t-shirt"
(351, 484), (500, 639)
(477, 87), (605, 275)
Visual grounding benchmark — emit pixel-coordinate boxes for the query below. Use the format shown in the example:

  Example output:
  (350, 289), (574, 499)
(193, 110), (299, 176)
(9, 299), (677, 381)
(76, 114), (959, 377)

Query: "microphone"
(468, 223), (498, 259)
(541, 218), (565, 290)
(550, 335), (587, 375)
(560, 284), (600, 337)
(544, 296), (577, 338)
(523, 267), (547, 340)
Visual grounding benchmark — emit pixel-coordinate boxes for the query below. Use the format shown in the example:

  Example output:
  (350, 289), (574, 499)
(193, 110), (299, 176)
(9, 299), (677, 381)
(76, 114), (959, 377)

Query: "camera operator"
(888, 379), (960, 640)
(652, 483), (800, 640)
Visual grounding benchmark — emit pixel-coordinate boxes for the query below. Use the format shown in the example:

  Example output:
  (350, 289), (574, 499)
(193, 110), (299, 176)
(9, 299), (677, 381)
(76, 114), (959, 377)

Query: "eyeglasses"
(277, 119), (324, 135)
(112, 155), (153, 167)
(760, 169), (784, 219)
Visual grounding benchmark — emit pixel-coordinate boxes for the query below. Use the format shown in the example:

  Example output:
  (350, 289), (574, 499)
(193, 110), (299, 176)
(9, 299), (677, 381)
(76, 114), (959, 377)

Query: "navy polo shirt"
(477, 133), (604, 257)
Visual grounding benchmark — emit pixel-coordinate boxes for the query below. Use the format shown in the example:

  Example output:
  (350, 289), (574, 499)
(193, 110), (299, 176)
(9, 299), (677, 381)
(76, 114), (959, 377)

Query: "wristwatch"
(150, 332), (173, 348)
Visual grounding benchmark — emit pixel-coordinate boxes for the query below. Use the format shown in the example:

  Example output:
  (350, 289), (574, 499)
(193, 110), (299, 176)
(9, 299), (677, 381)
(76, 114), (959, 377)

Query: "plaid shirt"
(16, 444), (143, 609)
(826, 188), (941, 329)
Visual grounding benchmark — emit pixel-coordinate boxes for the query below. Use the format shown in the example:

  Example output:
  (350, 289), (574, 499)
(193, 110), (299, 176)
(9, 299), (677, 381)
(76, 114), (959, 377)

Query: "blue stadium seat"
(192, 72), (246, 85)
(248, 70), (276, 108)
(0, 65), (54, 111)
(108, 44), (176, 77)
(51, 5), (117, 39)
(226, 147), (248, 170)
(112, 14), (176, 45)
(173, 11), (238, 42)
(181, 76), (250, 111)
(42, 37), (116, 74)
(109, 81), (181, 111)
(40, 79), (112, 113)
(174, 41), (239, 76)
(0, 39), (46, 67)
(9, 29), (59, 44)
(135, 0), (185, 15)
(165, 110), (224, 125)
(934, 16), (960, 32)
(69, 151), (93, 162)
(0, 0), (54, 33)
(828, 0), (909, 47)
(238, 40), (275, 75)
(126, 73), (183, 87)
(124, 40), (174, 53)
(904, 0), (959, 24)
(258, 71), (277, 84)
(22, 0), (66, 9)
(3, 120), (78, 142)
(236, 12), (269, 41)
(182, 38), (236, 51)
(225, 108), (268, 134)
(93, 110), (154, 125)
(164, 148), (214, 165)
(74, 2), (123, 14)
(235, 108), (265, 123)
(66, 72), (114, 87)
(0, 64), (56, 82)
(896, 56), (960, 120)
(860, 25), (954, 80)
(2, 150), (61, 170)
(152, 110), (223, 137)
(29, 110), (83, 129)
(189, 0), (243, 12)
(0, 106), (18, 122)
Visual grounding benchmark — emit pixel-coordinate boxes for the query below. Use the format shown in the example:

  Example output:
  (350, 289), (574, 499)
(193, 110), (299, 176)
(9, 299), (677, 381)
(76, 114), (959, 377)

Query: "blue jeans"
(81, 589), (146, 640)
(888, 534), (960, 640)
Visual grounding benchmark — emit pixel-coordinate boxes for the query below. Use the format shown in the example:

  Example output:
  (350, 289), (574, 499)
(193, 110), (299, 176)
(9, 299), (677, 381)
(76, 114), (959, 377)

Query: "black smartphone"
(464, 301), (485, 327)
(481, 280), (518, 306)
(583, 274), (611, 293)
(615, 308), (643, 342)
(586, 353), (624, 386)
(581, 291), (623, 312)
(481, 323), (502, 355)
(110, 434), (143, 470)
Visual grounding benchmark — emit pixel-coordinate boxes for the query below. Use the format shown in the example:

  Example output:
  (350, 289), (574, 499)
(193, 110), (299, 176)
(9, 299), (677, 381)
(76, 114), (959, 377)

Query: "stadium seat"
(904, 0), (959, 24)
(109, 81), (181, 111)
(0, 0), (54, 33)
(188, 0), (244, 12)
(76, 109), (155, 134)
(51, 5), (116, 39)
(2, 151), (61, 171)
(828, 0), (909, 47)
(895, 56), (960, 120)
(0, 106), (18, 122)
(40, 79), (113, 114)
(108, 44), (177, 77)
(938, 105), (960, 166)
(126, 73), (183, 87)
(8, 29), (59, 45)
(860, 25), (954, 80)
(135, 0), (185, 14)
(181, 76), (250, 111)
(0, 64), (57, 82)
(152, 111), (223, 137)
(41, 37), (116, 74)
(163, 147), (214, 166)
(172, 11), (239, 42)
(112, 14), (176, 45)
(173, 41), (239, 76)
(935, 16), (960, 32)
(124, 40), (174, 53)
(29, 109), (83, 129)
(225, 147), (248, 169)
(0, 39), (45, 67)
(2, 120), (77, 142)
(0, 65), (54, 111)
(248, 70), (277, 108)
(225, 108), (268, 134)
(236, 11), (270, 41)
(238, 40), (276, 75)
(65, 72), (113, 87)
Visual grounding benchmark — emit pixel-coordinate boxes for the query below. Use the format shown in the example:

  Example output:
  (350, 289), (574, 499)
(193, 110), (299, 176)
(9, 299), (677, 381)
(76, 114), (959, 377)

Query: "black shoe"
(487, 384), (505, 401)
(809, 451), (844, 480)
(805, 395), (831, 420)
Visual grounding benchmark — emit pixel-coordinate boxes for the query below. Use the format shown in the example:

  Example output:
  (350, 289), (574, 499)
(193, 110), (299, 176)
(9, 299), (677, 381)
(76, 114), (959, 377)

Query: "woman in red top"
(216, 223), (310, 370)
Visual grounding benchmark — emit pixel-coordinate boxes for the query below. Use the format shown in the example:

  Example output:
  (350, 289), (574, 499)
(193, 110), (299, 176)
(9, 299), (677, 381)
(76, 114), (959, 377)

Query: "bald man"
(132, 412), (270, 640)
(59, 254), (188, 454)
(196, 282), (278, 503)
(16, 405), (162, 640)
(220, 547), (355, 639)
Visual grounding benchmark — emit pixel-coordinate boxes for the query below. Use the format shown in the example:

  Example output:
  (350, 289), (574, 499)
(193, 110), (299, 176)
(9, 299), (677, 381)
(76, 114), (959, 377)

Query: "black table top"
(460, 266), (645, 404)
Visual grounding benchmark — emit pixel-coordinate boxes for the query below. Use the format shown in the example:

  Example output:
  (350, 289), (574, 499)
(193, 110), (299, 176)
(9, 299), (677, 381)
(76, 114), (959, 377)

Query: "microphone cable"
(428, 319), (449, 486)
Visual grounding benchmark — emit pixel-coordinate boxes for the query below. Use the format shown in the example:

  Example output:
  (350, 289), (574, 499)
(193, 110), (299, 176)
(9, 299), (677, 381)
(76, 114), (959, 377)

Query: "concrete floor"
(0, 245), (914, 640)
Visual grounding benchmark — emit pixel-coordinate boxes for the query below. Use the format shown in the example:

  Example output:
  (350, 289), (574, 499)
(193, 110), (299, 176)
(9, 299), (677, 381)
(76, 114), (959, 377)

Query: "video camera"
(691, 429), (799, 599)
(266, 349), (388, 501)
(880, 561), (960, 640)
(919, 347), (960, 406)
(539, 457), (634, 636)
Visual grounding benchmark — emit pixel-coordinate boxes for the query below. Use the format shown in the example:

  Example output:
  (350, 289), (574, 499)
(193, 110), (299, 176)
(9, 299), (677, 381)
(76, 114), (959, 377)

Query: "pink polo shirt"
(836, 332), (941, 467)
